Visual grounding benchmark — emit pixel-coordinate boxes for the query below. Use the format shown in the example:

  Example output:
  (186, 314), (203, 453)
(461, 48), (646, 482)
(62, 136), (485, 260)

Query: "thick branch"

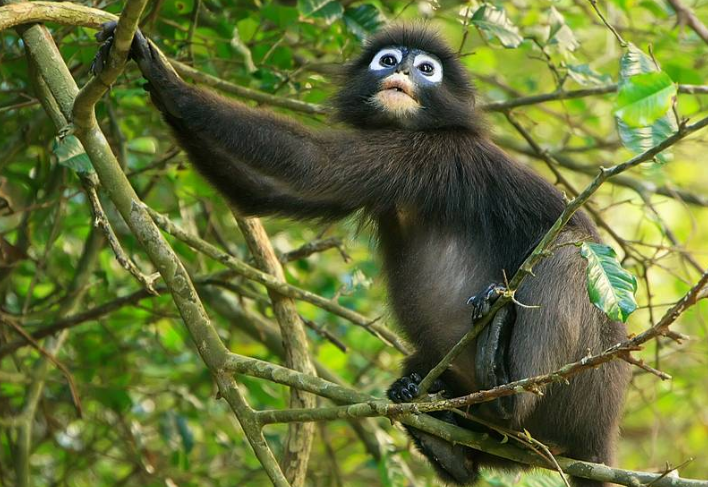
(223, 353), (708, 487)
(236, 217), (316, 487)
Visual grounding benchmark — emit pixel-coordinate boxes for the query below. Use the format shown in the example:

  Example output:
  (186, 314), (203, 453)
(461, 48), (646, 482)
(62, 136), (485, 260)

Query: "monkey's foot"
(467, 283), (506, 322)
(387, 373), (449, 402)
(389, 375), (478, 484)
(388, 373), (421, 402)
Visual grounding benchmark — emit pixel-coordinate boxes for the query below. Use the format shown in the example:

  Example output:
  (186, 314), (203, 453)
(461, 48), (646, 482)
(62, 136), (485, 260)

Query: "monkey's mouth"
(379, 79), (417, 101)
(374, 77), (419, 114)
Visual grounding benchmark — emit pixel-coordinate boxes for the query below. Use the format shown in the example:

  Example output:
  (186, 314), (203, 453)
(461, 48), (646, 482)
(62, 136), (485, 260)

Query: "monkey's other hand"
(467, 283), (506, 322)
(89, 21), (118, 77)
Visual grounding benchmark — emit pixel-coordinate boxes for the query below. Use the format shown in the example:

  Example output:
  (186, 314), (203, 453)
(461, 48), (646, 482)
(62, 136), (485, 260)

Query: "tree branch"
(145, 205), (409, 353)
(667, 0), (708, 45)
(236, 216), (316, 487)
(223, 351), (708, 487)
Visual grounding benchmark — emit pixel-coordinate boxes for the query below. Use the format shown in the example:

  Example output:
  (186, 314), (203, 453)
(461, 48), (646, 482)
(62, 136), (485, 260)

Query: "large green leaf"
(52, 135), (94, 174)
(616, 115), (677, 164)
(615, 43), (677, 161)
(615, 71), (677, 127)
(298, 0), (343, 24)
(580, 242), (638, 323)
(471, 5), (523, 49)
(344, 4), (384, 40)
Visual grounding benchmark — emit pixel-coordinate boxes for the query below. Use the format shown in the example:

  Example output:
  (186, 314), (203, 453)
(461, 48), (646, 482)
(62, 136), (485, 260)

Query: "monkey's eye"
(413, 53), (443, 83)
(380, 55), (398, 68)
(418, 63), (434, 74)
(370, 48), (402, 71)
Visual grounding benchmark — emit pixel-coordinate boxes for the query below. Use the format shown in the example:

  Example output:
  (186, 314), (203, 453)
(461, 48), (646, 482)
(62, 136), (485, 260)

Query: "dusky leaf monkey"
(92, 22), (629, 487)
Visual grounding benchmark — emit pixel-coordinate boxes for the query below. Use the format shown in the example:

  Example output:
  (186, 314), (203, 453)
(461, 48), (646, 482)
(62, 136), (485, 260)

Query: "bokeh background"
(1, 0), (707, 486)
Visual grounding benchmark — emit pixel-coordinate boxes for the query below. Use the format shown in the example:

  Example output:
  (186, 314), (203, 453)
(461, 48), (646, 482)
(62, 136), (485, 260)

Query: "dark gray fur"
(92, 22), (629, 487)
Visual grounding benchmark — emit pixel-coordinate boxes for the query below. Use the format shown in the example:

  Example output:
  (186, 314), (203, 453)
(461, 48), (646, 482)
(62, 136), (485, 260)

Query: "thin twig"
(82, 174), (160, 294)
(588, 0), (628, 47)
(0, 318), (82, 416)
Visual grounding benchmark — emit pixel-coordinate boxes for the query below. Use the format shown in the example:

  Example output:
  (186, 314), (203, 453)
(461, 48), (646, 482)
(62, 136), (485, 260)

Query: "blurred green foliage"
(0, 0), (707, 486)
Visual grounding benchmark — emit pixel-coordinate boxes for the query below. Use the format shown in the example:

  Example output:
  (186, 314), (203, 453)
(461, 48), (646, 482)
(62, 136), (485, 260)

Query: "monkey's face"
(367, 47), (443, 121)
(334, 25), (478, 131)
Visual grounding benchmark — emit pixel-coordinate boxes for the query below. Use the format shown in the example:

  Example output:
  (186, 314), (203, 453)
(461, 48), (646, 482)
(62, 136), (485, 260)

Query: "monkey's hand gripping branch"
(91, 21), (181, 117)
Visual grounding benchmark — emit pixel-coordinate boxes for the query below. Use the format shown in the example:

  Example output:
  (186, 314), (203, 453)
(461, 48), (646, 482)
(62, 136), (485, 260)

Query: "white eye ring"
(413, 54), (443, 83)
(369, 48), (403, 71)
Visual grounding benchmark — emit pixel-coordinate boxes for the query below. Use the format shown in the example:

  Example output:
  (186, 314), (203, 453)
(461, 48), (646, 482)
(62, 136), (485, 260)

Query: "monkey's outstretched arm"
(92, 22), (358, 219)
(92, 23), (436, 217)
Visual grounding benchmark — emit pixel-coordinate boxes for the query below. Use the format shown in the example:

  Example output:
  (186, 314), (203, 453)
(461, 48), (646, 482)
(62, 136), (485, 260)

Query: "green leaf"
(616, 115), (677, 164)
(95, 386), (132, 413)
(344, 4), (384, 40)
(567, 64), (612, 86)
(471, 5), (523, 49)
(298, 0), (343, 24)
(52, 135), (94, 174)
(616, 44), (678, 161)
(548, 7), (579, 52)
(579, 242), (638, 323)
(262, 3), (299, 27)
(615, 71), (676, 127)
(127, 137), (158, 154)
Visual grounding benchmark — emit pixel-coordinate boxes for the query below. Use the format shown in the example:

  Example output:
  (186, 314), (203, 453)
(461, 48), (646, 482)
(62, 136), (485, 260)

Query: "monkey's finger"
(89, 37), (113, 77)
(95, 21), (117, 42)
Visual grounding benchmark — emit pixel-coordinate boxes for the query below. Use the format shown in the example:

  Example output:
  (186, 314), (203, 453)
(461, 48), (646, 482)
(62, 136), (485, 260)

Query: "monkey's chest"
(386, 235), (493, 345)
